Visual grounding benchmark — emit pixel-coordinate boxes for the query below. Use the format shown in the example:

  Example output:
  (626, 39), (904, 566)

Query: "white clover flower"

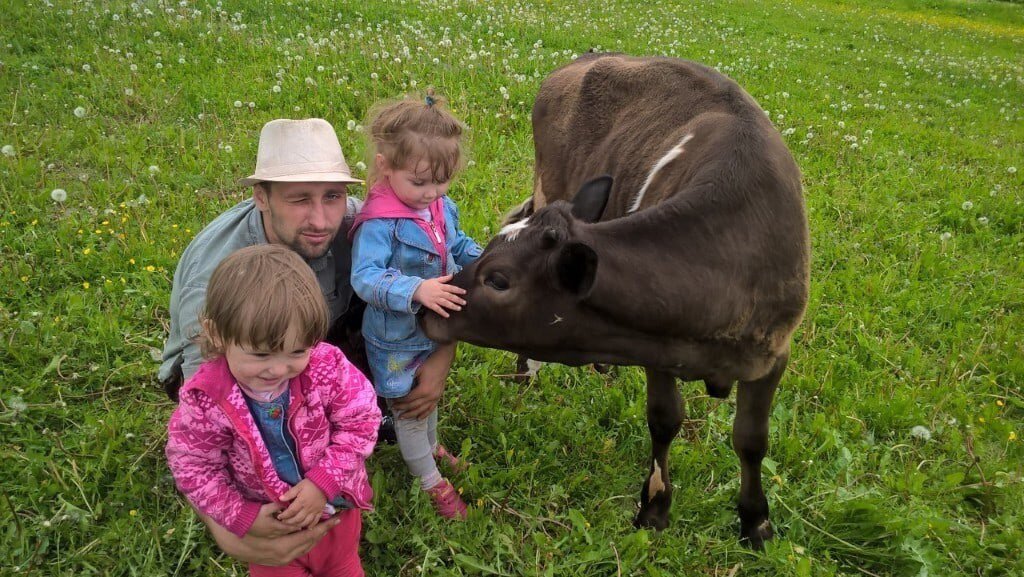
(73, 106), (87, 118)
(233, 100), (242, 108)
(148, 165), (159, 174)
(961, 200), (973, 210)
(50, 188), (68, 202)
(1, 144), (14, 157)
(355, 161), (366, 171)
(910, 425), (931, 441)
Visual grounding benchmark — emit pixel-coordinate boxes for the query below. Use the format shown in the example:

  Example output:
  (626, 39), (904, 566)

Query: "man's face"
(253, 181), (349, 259)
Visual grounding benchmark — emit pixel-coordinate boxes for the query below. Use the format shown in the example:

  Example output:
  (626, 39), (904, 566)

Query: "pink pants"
(249, 509), (364, 577)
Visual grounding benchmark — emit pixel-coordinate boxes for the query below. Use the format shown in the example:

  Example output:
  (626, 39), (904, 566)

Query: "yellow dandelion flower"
(94, 229), (102, 234)
(1010, 431), (1018, 441)
(102, 220), (109, 225)
(83, 248), (91, 255)
(996, 400), (1004, 407)
(20, 276), (28, 282)
(979, 417), (986, 423)
(83, 282), (90, 289)
(129, 258), (136, 265)
(31, 219), (38, 226)
(146, 265), (156, 272)
(120, 277), (126, 283)
(129, 510), (138, 517)
(172, 223), (179, 228)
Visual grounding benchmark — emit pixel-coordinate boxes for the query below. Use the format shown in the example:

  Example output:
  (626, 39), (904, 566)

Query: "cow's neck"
(575, 211), (700, 335)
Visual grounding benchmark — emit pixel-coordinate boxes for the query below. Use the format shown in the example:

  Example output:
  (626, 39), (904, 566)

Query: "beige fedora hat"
(239, 118), (363, 186)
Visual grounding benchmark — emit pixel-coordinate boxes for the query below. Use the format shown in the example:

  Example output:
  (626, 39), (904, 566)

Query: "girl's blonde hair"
(198, 244), (328, 358)
(367, 89), (466, 184)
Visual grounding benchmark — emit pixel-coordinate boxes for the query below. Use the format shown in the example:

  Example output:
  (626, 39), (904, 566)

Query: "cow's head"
(420, 176), (616, 363)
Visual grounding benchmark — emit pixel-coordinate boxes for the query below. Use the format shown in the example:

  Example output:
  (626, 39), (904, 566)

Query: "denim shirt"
(351, 196), (482, 351)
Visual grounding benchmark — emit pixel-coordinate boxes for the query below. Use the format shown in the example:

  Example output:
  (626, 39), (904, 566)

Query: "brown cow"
(421, 53), (809, 547)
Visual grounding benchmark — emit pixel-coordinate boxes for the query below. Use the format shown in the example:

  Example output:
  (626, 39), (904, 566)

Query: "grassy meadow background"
(2, 0), (1023, 574)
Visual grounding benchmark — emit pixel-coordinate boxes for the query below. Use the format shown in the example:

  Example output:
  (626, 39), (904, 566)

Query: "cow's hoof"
(634, 508), (670, 531)
(740, 518), (773, 550)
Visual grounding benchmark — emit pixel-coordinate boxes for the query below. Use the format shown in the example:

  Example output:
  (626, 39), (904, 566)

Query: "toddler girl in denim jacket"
(349, 90), (482, 519)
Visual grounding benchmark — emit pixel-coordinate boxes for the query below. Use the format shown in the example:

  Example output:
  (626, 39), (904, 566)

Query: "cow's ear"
(571, 175), (613, 223)
(556, 242), (598, 297)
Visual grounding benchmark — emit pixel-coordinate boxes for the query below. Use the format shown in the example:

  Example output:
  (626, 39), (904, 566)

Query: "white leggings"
(386, 400), (441, 490)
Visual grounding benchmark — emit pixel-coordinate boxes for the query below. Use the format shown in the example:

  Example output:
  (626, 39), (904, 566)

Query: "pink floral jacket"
(165, 343), (380, 537)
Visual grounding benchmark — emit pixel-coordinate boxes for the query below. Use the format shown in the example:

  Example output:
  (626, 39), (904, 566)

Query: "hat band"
(255, 160), (351, 179)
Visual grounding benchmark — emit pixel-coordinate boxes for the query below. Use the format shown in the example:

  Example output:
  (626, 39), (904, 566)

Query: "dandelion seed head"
(73, 106), (87, 118)
(149, 165), (159, 174)
(355, 161), (366, 171)
(910, 425), (931, 441)
(1, 145), (14, 157)
(233, 100), (242, 108)
(961, 200), (973, 210)
(50, 188), (68, 202)
(940, 232), (952, 241)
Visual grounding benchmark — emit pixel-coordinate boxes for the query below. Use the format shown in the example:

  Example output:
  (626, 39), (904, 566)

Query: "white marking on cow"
(549, 314), (563, 325)
(499, 218), (530, 241)
(628, 133), (695, 213)
(647, 461), (666, 499)
(524, 359), (543, 377)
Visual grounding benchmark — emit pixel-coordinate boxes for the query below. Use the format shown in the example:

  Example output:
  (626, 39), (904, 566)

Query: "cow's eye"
(484, 272), (510, 291)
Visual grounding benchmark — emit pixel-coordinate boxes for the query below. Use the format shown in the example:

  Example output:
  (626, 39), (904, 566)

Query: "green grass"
(2, 0), (1023, 575)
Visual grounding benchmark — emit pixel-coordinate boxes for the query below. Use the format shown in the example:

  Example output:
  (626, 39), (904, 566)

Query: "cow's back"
(531, 53), (809, 355)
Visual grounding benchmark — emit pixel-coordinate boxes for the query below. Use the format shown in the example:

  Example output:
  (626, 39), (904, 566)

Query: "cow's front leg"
(732, 352), (787, 549)
(635, 368), (682, 530)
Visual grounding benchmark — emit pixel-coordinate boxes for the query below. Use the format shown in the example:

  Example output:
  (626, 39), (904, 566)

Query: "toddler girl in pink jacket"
(166, 244), (380, 577)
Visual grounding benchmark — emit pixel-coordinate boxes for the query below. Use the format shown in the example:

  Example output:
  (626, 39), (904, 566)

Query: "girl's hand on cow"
(413, 275), (467, 318)
(277, 479), (327, 529)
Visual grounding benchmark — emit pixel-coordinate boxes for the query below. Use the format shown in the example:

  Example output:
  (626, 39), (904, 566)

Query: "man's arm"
(199, 509), (338, 566)
(391, 342), (455, 419)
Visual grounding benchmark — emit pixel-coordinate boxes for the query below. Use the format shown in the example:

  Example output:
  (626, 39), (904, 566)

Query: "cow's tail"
(502, 196), (534, 226)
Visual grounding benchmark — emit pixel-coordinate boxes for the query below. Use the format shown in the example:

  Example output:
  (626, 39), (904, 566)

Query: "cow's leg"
(635, 368), (682, 530)
(732, 352), (787, 549)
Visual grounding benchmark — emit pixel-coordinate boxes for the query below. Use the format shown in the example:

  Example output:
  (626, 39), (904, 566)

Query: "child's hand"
(413, 275), (467, 318)
(248, 501), (302, 538)
(277, 479), (328, 529)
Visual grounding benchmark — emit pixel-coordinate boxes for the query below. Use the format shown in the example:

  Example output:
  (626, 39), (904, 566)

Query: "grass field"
(2, 0), (1023, 575)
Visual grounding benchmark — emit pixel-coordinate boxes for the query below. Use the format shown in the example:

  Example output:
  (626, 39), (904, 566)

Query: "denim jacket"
(351, 195), (482, 351)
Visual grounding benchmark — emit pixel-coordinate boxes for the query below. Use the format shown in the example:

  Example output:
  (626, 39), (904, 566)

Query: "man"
(160, 118), (455, 565)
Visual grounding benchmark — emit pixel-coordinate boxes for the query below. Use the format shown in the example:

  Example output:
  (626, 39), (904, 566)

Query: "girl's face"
(379, 154), (454, 211)
(221, 325), (312, 393)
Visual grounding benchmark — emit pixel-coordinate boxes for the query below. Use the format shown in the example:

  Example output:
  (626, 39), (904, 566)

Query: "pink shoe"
(434, 444), (469, 475)
(425, 478), (468, 520)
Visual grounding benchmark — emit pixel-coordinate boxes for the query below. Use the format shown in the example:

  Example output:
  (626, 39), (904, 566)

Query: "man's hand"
(412, 275), (467, 318)
(248, 502), (302, 538)
(392, 343), (455, 420)
(277, 479), (327, 529)
(200, 509), (339, 566)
